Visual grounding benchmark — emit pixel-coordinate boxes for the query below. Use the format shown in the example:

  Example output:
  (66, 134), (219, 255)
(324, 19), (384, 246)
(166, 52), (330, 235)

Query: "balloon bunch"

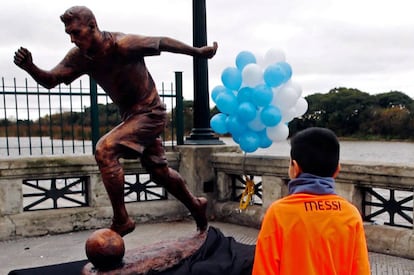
(210, 48), (308, 153)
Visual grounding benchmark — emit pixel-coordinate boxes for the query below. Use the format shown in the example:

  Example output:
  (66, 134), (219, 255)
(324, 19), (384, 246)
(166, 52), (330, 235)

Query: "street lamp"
(185, 0), (223, 145)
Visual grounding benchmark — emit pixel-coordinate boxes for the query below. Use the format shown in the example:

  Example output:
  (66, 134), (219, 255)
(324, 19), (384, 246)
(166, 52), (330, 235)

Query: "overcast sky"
(2, 0), (414, 100)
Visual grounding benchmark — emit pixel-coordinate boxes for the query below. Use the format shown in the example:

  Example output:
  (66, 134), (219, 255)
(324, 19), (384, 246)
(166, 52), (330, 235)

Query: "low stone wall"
(0, 153), (190, 240)
(2, 146), (414, 260)
(0, 144), (240, 240)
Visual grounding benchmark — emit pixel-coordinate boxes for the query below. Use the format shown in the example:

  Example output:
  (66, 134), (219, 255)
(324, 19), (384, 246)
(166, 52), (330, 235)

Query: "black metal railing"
(362, 187), (413, 228)
(22, 176), (89, 211)
(124, 173), (168, 202)
(22, 173), (168, 211)
(0, 73), (184, 157)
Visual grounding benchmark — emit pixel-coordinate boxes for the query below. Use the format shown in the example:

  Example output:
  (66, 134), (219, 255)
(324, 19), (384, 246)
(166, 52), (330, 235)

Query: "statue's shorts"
(96, 105), (168, 168)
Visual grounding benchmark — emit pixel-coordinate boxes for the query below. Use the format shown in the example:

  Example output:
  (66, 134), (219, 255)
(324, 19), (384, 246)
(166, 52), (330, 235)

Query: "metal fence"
(0, 73), (184, 157)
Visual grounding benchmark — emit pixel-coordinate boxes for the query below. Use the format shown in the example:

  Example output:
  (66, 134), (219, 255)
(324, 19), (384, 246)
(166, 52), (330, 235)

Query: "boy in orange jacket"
(252, 127), (370, 275)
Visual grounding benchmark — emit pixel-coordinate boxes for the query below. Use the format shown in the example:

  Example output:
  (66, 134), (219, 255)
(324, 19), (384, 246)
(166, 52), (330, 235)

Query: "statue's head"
(60, 6), (98, 30)
(60, 6), (100, 51)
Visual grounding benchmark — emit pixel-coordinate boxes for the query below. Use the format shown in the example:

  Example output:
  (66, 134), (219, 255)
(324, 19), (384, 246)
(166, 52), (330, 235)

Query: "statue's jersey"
(60, 31), (163, 120)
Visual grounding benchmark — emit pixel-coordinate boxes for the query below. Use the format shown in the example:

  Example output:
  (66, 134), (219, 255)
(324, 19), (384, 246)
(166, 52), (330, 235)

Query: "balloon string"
(242, 151), (247, 175)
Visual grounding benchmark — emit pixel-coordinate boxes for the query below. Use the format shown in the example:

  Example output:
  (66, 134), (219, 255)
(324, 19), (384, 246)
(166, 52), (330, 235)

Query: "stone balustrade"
(0, 153), (188, 239)
(1, 145), (414, 259)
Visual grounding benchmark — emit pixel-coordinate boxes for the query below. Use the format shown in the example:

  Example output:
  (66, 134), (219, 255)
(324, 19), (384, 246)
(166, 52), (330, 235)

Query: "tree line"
(289, 87), (414, 140)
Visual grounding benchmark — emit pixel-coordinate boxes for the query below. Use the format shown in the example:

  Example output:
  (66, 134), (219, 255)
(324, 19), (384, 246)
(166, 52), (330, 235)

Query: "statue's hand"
(200, 42), (218, 59)
(14, 47), (34, 71)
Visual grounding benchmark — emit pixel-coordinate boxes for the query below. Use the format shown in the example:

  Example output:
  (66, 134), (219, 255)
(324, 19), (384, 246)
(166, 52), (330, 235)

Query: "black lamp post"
(185, 0), (223, 145)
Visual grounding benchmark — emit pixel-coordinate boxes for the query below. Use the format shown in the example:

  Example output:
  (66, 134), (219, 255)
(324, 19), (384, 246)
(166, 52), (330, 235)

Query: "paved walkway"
(1, 220), (414, 274)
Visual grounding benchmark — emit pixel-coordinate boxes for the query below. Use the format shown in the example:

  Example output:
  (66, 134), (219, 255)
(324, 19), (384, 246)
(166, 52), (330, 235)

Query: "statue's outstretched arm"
(14, 47), (81, 89)
(116, 34), (217, 59)
(159, 37), (218, 58)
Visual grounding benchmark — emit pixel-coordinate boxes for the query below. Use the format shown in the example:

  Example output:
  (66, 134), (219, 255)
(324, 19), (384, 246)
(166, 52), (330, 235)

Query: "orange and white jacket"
(252, 174), (370, 275)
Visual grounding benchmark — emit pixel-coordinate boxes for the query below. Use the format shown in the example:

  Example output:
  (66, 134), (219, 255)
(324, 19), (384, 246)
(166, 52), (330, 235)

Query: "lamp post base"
(185, 128), (225, 145)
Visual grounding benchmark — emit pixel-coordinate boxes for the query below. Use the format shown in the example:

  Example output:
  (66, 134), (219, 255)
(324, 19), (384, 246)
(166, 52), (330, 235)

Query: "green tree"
(374, 91), (413, 110)
(290, 88), (414, 140)
(298, 88), (374, 136)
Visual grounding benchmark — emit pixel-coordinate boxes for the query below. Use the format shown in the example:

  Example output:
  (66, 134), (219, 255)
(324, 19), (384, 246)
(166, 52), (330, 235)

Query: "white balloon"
(281, 107), (296, 123)
(242, 63), (263, 87)
(247, 111), (266, 132)
(284, 80), (303, 98)
(294, 97), (308, 117)
(266, 123), (289, 142)
(263, 48), (286, 67)
(271, 86), (281, 106)
(272, 85), (300, 110)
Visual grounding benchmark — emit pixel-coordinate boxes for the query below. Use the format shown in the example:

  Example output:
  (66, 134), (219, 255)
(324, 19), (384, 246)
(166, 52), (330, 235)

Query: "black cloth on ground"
(8, 226), (255, 275)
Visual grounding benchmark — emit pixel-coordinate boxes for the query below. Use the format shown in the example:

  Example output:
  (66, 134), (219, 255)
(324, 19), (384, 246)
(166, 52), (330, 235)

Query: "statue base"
(81, 230), (207, 275)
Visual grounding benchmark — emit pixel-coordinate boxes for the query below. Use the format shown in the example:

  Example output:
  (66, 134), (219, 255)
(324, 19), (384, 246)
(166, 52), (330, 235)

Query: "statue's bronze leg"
(149, 166), (208, 232)
(95, 144), (136, 236)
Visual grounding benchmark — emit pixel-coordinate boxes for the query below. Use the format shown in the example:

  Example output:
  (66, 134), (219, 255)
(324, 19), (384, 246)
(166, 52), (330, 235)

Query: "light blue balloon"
(232, 134), (241, 145)
(237, 101), (256, 122)
(226, 115), (247, 137)
(258, 130), (273, 148)
(278, 61), (293, 82)
(260, 105), (282, 127)
(211, 85), (228, 103)
(252, 84), (273, 107)
(237, 87), (254, 103)
(210, 113), (228, 134)
(215, 90), (238, 115)
(221, 67), (242, 91)
(264, 64), (285, 87)
(239, 131), (260, 153)
(236, 51), (257, 71)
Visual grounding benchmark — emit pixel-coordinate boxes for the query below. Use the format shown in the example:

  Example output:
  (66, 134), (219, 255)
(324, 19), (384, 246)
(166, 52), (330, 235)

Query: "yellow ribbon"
(239, 176), (255, 210)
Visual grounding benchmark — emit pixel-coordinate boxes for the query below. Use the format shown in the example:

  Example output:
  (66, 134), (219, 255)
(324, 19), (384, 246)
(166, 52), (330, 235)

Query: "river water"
(1, 137), (414, 165)
(222, 138), (414, 165)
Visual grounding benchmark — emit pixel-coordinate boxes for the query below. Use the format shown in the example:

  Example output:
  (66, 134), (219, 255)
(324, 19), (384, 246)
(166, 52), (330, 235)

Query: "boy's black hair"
(290, 127), (339, 177)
